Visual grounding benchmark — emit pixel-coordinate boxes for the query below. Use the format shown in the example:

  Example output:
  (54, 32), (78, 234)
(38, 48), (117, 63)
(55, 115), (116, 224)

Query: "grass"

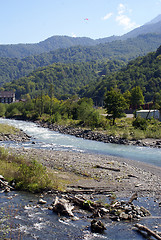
(0, 123), (20, 135)
(98, 117), (161, 140)
(0, 147), (71, 193)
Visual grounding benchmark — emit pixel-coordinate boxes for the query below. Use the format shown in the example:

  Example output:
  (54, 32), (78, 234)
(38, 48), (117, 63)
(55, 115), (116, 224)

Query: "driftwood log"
(0, 179), (14, 190)
(135, 223), (161, 240)
(95, 164), (120, 172)
(128, 193), (138, 204)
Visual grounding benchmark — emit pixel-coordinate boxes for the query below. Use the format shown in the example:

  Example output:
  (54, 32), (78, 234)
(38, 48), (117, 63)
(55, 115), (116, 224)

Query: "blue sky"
(0, 0), (161, 44)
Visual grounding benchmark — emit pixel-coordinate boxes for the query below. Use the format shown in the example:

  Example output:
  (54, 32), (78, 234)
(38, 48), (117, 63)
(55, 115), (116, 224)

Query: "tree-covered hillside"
(3, 60), (125, 99)
(80, 45), (161, 104)
(0, 33), (161, 86)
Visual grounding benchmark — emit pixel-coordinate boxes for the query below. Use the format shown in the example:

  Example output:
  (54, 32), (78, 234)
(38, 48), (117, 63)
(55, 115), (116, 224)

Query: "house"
(136, 110), (161, 121)
(0, 91), (15, 104)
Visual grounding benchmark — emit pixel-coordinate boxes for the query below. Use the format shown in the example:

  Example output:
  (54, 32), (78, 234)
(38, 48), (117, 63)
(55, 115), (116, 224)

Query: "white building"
(136, 110), (161, 120)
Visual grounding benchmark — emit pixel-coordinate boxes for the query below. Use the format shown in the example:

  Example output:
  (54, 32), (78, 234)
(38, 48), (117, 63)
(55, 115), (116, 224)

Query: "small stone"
(91, 219), (106, 233)
(38, 198), (47, 204)
(119, 212), (129, 220)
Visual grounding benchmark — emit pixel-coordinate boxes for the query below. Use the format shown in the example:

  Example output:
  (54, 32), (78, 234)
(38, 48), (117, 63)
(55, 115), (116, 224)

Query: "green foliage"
(2, 60), (125, 100)
(3, 96), (104, 129)
(130, 86), (144, 107)
(0, 33), (161, 89)
(132, 116), (148, 130)
(81, 45), (161, 104)
(0, 147), (51, 193)
(0, 103), (6, 117)
(104, 89), (128, 125)
(0, 123), (20, 134)
(16, 160), (51, 192)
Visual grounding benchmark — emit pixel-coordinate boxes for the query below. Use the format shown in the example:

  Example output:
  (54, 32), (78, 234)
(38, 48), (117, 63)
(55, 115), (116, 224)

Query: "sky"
(0, 0), (161, 44)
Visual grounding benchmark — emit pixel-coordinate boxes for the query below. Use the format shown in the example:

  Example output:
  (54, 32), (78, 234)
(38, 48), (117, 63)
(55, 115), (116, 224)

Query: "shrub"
(15, 160), (51, 192)
(132, 116), (148, 130)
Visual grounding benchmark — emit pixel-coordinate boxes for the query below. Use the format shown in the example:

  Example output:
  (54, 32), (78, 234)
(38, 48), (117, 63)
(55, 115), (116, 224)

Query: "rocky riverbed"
(0, 129), (31, 142)
(8, 147), (161, 201)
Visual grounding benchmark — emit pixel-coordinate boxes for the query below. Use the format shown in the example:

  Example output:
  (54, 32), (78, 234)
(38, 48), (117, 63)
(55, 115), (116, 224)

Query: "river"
(0, 118), (161, 240)
(0, 118), (161, 167)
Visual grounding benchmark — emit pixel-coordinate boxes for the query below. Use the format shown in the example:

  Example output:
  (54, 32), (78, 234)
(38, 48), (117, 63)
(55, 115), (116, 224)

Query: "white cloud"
(102, 12), (113, 21)
(118, 3), (126, 15)
(116, 3), (137, 30)
(116, 14), (136, 30)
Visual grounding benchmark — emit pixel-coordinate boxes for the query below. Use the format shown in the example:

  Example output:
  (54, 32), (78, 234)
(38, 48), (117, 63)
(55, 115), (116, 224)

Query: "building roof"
(0, 91), (15, 98)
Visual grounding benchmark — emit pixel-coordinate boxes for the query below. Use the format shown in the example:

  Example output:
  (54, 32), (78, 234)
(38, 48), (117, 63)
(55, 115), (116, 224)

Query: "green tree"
(0, 103), (6, 117)
(104, 89), (128, 125)
(130, 86), (144, 108)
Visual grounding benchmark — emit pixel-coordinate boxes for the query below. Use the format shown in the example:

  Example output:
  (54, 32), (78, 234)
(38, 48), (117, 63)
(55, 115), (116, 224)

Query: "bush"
(132, 116), (148, 130)
(15, 160), (51, 192)
(0, 103), (6, 117)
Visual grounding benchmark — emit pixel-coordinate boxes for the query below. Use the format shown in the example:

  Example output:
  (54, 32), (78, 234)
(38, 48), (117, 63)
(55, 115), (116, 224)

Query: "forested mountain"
(79, 45), (161, 104)
(3, 60), (125, 99)
(3, 45), (161, 105)
(0, 33), (161, 86)
(0, 14), (161, 59)
(0, 36), (96, 59)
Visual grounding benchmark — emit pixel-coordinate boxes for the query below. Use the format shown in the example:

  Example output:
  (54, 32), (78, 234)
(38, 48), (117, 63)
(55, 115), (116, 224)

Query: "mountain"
(3, 60), (125, 99)
(0, 15), (161, 59)
(145, 14), (161, 25)
(0, 33), (161, 86)
(121, 17), (161, 40)
(79, 45), (161, 105)
(0, 36), (96, 59)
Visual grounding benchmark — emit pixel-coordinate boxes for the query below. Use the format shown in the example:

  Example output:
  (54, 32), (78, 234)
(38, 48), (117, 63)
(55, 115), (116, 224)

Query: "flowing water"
(0, 118), (161, 240)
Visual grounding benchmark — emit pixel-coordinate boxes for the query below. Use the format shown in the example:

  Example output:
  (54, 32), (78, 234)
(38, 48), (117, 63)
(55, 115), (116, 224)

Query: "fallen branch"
(0, 179), (14, 190)
(128, 193), (138, 204)
(95, 165), (120, 172)
(135, 223), (161, 240)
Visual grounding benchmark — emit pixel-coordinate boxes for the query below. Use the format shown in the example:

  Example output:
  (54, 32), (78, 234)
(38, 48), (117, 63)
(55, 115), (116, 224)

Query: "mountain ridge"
(0, 14), (160, 59)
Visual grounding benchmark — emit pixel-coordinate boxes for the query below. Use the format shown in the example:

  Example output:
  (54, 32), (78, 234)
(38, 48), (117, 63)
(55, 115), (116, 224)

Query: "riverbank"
(8, 147), (161, 200)
(35, 121), (161, 149)
(0, 119), (161, 199)
(0, 128), (31, 142)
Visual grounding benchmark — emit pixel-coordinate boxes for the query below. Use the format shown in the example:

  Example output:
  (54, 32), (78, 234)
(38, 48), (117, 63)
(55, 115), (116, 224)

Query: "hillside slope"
(79, 45), (161, 104)
(0, 33), (160, 86)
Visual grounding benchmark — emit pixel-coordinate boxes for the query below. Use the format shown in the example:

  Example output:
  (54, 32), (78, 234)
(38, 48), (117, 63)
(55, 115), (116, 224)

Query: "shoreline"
(35, 120), (161, 149)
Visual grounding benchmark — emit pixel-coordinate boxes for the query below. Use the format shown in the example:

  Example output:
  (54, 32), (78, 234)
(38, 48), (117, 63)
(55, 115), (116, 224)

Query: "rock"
(119, 212), (129, 220)
(52, 196), (74, 217)
(91, 219), (106, 233)
(38, 198), (47, 204)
